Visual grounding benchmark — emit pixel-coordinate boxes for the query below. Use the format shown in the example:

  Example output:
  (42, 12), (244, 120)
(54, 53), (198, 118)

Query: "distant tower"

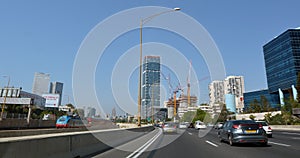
(142, 56), (160, 120)
(112, 107), (116, 120)
(49, 82), (64, 105)
(32, 72), (50, 96)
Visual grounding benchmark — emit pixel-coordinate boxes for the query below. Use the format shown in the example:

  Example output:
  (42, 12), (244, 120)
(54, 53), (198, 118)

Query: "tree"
(192, 109), (207, 123)
(249, 99), (261, 113)
(249, 115), (256, 120)
(217, 103), (230, 122)
(66, 103), (75, 109)
(260, 95), (270, 112)
(181, 111), (196, 123)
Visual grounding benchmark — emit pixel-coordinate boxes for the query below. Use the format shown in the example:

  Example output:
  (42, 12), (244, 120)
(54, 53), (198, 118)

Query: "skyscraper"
(263, 28), (300, 100)
(49, 82), (64, 105)
(32, 72), (50, 96)
(142, 56), (160, 120)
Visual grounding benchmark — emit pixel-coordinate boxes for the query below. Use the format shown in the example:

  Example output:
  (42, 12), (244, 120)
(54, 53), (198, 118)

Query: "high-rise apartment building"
(263, 28), (300, 100)
(224, 76), (245, 113)
(142, 56), (160, 120)
(209, 80), (225, 105)
(208, 76), (245, 113)
(49, 82), (63, 105)
(32, 72), (50, 96)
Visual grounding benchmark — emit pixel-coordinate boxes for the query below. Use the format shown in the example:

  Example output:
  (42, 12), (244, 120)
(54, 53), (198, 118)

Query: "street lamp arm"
(137, 7), (180, 126)
(141, 8), (181, 25)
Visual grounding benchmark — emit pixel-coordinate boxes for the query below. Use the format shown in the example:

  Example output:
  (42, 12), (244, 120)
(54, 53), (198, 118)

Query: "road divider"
(0, 126), (154, 158)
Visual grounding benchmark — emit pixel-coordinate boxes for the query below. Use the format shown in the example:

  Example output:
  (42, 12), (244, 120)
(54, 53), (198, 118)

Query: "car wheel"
(228, 135), (234, 146)
(268, 134), (272, 138)
(219, 135), (223, 143)
(261, 142), (268, 147)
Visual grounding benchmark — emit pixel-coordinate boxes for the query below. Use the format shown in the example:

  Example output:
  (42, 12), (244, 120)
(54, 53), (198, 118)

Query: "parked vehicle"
(256, 121), (272, 138)
(162, 122), (178, 134)
(195, 121), (207, 130)
(218, 120), (268, 146)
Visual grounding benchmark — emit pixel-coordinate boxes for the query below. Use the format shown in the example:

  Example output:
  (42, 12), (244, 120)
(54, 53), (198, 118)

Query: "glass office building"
(244, 89), (280, 111)
(142, 56), (160, 120)
(49, 82), (64, 106)
(263, 29), (300, 97)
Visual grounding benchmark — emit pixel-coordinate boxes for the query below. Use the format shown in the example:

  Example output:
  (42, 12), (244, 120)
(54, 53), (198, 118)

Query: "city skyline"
(1, 1), (300, 115)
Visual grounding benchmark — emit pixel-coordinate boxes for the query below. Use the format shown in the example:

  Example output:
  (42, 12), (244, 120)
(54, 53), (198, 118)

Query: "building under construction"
(164, 94), (198, 119)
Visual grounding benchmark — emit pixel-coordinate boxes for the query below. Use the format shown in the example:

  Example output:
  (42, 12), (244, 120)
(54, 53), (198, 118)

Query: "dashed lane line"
(269, 141), (291, 147)
(205, 140), (219, 147)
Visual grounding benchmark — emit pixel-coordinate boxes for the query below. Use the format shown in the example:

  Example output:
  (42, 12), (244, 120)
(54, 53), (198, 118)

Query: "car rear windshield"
(257, 122), (268, 126)
(164, 123), (176, 127)
(233, 120), (256, 125)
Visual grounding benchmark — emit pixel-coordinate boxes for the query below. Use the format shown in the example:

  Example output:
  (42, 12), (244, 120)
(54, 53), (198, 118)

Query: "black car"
(218, 120), (268, 146)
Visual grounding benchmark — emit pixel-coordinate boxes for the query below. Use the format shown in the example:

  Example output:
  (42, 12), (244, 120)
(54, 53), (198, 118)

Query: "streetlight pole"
(0, 75), (10, 121)
(137, 7), (181, 127)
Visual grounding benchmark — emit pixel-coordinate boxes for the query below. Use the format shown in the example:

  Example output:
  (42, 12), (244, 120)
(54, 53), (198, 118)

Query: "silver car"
(162, 122), (178, 134)
(218, 120), (268, 146)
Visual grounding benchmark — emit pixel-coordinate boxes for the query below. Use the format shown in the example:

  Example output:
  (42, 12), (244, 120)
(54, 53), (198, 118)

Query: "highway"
(92, 127), (300, 158)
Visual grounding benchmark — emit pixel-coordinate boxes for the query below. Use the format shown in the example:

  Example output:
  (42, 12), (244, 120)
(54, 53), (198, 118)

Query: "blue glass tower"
(263, 29), (300, 98)
(142, 56), (160, 120)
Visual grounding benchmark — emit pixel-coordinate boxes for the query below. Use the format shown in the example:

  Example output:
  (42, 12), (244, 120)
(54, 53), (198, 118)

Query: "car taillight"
(268, 126), (272, 130)
(232, 125), (239, 129)
(162, 125), (164, 128)
(259, 124), (263, 129)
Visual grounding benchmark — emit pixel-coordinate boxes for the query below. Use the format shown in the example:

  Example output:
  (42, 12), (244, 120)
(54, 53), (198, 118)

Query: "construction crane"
(173, 85), (182, 117)
(187, 60), (192, 107)
(160, 71), (181, 117)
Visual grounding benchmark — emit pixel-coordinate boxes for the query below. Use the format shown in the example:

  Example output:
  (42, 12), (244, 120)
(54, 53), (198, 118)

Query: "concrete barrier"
(0, 126), (154, 158)
(0, 119), (55, 129)
(270, 125), (300, 131)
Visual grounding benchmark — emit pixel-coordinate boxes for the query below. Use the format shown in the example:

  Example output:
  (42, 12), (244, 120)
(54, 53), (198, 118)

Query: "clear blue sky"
(1, 0), (299, 116)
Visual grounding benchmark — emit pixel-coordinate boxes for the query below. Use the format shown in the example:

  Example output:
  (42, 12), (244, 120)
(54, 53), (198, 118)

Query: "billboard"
(42, 94), (60, 108)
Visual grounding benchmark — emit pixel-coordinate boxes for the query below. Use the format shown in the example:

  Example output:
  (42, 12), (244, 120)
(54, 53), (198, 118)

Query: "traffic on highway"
(92, 122), (300, 158)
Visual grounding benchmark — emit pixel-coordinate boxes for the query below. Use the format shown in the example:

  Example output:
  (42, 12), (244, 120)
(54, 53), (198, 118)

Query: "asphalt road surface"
(91, 127), (300, 158)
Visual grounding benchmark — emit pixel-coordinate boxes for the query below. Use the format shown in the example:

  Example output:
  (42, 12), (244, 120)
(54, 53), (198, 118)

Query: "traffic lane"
(91, 128), (162, 158)
(269, 130), (300, 150)
(140, 128), (299, 158)
(140, 128), (238, 158)
(204, 128), (300, 158)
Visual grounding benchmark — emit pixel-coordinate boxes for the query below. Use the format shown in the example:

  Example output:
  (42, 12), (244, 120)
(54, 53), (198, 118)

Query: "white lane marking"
(282, 132), (300, 136)
(292, 137), (300, 140)
(132, 130), (162, 158)
(126, 128), (162, 158)
(205, 140), (218, 147)
(188, 132), (193, 135)
(269, 141), (291, 147)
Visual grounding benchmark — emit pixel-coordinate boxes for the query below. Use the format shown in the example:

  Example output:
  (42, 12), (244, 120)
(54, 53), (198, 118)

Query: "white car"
(195, 121), (207, 130)
(256, 121), (272, 138)
(179, 122), (188, 129)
